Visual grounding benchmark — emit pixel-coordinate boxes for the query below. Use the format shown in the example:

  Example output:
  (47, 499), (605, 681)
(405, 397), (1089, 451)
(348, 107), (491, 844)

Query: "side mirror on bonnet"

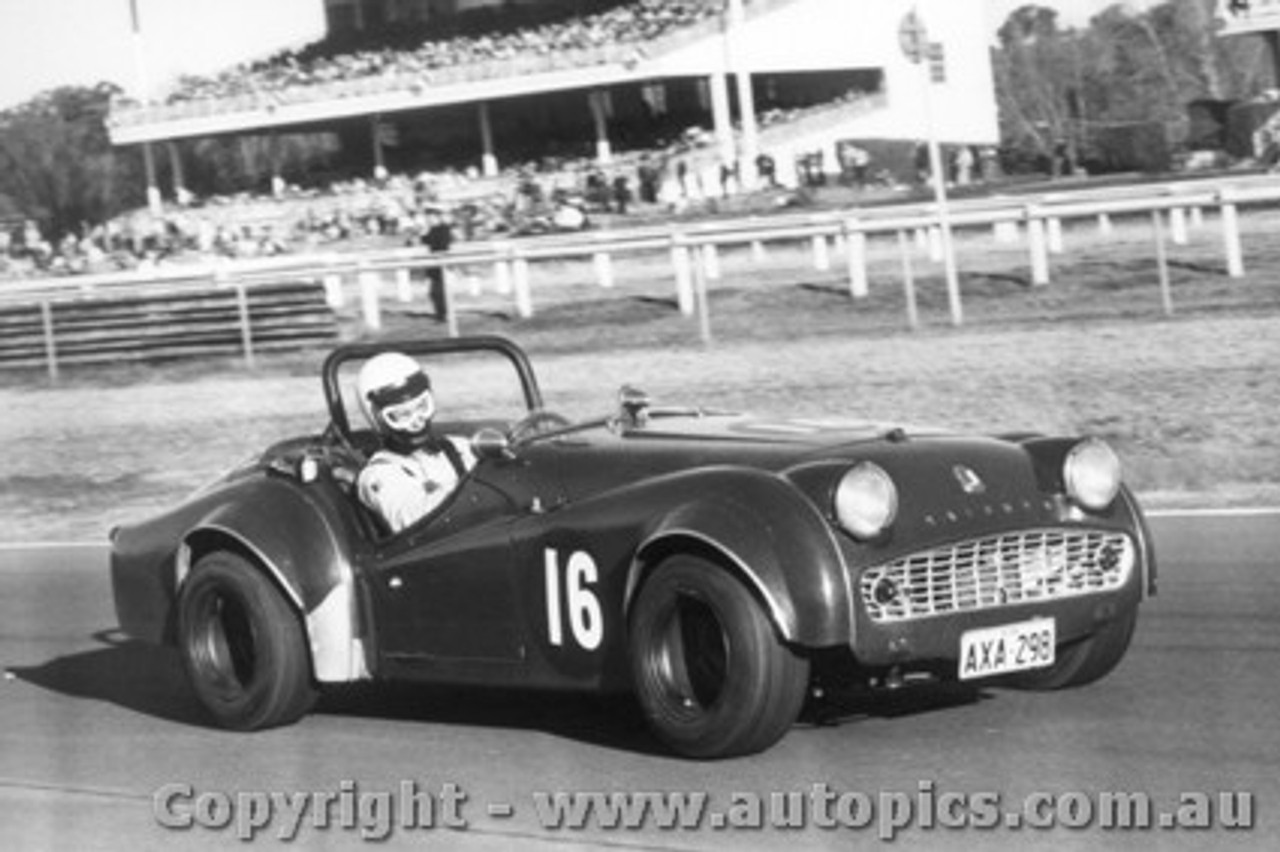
(472, 427), (514, 461)
(618, 384), (651, 428)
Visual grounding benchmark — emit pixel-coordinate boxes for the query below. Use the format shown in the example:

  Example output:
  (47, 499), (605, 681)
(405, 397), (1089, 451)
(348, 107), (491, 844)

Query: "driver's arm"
(357, 456), (437, 533)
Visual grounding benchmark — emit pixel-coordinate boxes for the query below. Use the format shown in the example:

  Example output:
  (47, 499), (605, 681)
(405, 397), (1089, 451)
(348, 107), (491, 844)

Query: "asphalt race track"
(1, 512), (1276, 851)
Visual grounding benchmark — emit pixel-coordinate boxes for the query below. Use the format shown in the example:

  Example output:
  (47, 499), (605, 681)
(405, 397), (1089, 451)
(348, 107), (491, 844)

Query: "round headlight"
(835, 462), (898, 540)
(1063, 438), (1122, 510)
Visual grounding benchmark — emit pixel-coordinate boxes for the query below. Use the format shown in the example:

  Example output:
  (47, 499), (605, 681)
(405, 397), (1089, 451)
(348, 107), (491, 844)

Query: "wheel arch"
(179, 526), (303, 611)
(624, 474), (855, 648)
(626, 533), (795, 644)
(175, 479), (372, 683)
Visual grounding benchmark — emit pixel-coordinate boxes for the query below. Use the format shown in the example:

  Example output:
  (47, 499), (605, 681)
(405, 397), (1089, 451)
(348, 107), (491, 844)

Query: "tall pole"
(129, 0), (163, 216)
(913, 3), (962, 326)
(727, 0), (759, 189)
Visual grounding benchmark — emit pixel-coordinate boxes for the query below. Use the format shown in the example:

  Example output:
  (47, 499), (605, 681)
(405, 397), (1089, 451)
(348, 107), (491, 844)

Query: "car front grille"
(859, 528), (1135, 624)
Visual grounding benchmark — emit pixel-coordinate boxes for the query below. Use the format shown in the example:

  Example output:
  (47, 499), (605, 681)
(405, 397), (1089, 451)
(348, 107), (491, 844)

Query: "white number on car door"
(544, 548), (604, 650)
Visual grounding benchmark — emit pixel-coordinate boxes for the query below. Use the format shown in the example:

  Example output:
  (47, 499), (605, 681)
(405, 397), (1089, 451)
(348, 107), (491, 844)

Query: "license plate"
(959, 618), (1056, 680)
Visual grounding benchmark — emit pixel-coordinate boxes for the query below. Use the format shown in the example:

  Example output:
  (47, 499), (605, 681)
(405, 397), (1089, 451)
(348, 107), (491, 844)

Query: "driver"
(355, 352), (475, 533)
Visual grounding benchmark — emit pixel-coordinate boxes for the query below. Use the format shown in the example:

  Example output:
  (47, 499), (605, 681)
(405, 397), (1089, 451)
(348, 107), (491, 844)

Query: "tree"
(992, 5), (1082, 165)
(0, 83), (145, 239)
(993, 0), (1280, 171)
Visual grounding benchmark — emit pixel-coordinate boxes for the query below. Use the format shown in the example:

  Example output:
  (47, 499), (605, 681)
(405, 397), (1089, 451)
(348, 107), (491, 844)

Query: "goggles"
(380, 388), (436, 433)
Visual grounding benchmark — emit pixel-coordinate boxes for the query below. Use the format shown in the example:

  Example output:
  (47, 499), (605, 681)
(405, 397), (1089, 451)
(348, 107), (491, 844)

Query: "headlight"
(1063, 438), (1122, 510)
(835, 462), (898, 540)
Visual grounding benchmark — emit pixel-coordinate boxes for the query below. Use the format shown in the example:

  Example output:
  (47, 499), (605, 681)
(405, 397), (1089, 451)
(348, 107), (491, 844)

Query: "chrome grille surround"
(859, 528), (1135, 624)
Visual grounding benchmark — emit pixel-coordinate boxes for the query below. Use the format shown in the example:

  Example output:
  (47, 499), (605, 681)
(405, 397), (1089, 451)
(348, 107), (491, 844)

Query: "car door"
(370, 446), (564, 668)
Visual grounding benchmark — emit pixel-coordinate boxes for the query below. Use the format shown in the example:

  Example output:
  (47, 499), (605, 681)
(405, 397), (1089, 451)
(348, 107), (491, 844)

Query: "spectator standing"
(755, 152), (777, 187)
(718, 162), (738, 198)
(845, 145), (871, 188)
(612, 174), (631, 214)
(955, 145), (975, 186)
(637, 157), (659, 204)
(914, 142), (930, 185)
(421, 208), (453, 322)
(676, 160), (689, 198)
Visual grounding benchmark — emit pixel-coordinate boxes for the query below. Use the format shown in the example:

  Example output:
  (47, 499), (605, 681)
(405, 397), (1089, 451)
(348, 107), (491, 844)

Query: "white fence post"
(40, 300), (58, 382)
(1026, 207), (1050, 286)
(512, 253), (533, 318)
(1098, 213), (1113, 237)
(593, 252), (614, 289)
(898, 230), (919, 331)
(493, 249), (513, 295)
(751, 240), (767, 263)
(1169, 207), (1188, 246)
(358, 263), (382, 331)
(811, 233), (831, 271)
(1220, 190), (1245, 278)
(1047, 217), (1064, 254)
(1152, 210), (1174, 317)
(845, 220), (868, 299)
(928, 226), (944, 263)
(234, 282), (256, 368)
(702, 243), (721, 281)
(693, 246), (712, 345)
(671, 236), (695, 316)
(322, 269), (345, 310)
(395, 267), (412, 303)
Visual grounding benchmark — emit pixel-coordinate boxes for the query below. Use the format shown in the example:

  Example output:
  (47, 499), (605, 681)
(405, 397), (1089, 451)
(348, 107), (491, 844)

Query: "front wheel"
(1010, 609), (1138, 691)
(177, 551), (317, 730)
(629, 556), (810, 759)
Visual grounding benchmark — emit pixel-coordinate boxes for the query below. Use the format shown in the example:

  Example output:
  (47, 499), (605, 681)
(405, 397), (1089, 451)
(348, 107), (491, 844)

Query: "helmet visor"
(380, 388), (436, 434)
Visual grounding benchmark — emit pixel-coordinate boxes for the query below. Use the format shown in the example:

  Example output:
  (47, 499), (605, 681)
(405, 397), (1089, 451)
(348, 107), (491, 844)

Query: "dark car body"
(110, 335), (1155, 757)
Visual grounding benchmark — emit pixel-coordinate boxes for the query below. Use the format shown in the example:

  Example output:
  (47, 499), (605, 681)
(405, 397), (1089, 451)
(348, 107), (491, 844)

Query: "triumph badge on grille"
(953, 465), (986, 495)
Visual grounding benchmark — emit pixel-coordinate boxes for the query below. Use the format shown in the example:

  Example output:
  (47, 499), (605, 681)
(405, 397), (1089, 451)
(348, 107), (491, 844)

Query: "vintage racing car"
(110, 335), (1156, 759)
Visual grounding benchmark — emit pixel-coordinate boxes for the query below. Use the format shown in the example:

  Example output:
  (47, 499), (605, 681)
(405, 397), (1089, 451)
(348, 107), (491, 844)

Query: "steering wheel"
(507, 409), (572, 443)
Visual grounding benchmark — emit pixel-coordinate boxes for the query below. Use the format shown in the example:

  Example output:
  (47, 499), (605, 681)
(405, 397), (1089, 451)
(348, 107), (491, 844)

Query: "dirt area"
(1, 309), (1278, 543)
(2, 204), (1279, 542)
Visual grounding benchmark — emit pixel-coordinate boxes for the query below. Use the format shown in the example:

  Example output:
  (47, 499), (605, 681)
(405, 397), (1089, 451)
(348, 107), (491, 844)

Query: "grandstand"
(107, 0), (998, 204)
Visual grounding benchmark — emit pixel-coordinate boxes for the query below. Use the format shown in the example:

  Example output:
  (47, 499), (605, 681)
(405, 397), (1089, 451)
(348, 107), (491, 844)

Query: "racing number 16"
(544, 549), (604, 650)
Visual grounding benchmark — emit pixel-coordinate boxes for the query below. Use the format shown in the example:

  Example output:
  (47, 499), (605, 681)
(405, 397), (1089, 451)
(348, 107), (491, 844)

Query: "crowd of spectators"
(1, 141), (713, 280)
(145, 1), (716, 109)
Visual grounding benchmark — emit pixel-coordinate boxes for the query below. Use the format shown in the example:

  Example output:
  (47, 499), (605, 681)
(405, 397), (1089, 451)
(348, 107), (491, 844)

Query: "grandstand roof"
(107, 0), (997, 147)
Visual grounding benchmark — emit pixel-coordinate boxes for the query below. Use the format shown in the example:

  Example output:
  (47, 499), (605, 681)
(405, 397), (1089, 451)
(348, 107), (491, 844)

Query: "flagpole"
(913, 2), (961, 326)
(129, 0), (163, 215)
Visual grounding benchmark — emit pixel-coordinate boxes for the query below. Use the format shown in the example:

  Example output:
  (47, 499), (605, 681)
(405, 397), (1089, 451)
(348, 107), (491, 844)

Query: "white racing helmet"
(356, 352), (437, 451)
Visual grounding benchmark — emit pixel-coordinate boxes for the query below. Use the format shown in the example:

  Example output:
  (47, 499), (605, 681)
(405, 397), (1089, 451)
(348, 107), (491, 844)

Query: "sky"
(0, 0), (1150, 111)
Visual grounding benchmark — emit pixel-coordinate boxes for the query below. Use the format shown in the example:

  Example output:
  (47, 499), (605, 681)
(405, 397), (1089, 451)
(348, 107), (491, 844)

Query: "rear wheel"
(1011, 609), (1137, 690)
(177, 551), (317, 730)
(629, 555), (809, 759)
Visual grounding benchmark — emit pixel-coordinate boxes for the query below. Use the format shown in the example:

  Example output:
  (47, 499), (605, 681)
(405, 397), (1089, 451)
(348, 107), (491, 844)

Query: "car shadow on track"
(799, 681), (993, 730)
(9, 629), (206, 725)
(9, 631), (664, 754)
(13, 633), (995, 756)
(317, 684), (666, 755)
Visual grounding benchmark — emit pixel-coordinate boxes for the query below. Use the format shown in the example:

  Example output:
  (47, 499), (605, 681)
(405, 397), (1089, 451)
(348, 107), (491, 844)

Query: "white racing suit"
(356, 436), (476, 533)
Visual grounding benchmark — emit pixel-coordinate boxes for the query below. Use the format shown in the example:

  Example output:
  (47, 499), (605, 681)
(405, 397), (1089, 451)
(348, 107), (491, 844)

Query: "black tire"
(177, 551), (318, 730)
(628, 555), (810, 759)
(1010, 609), (1138, 691)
